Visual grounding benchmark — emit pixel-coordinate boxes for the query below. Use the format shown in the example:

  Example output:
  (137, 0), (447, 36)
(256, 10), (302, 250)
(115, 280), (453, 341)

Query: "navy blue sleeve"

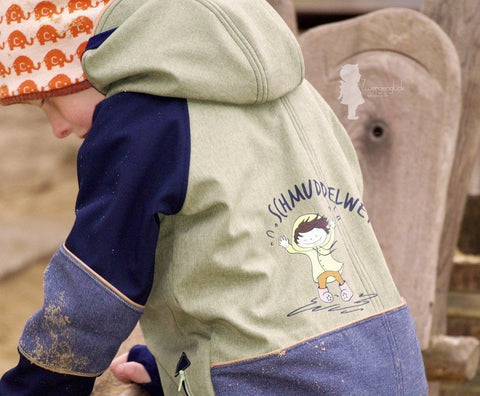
(66, 92), (190, 305)
(0, 354), (95, 395)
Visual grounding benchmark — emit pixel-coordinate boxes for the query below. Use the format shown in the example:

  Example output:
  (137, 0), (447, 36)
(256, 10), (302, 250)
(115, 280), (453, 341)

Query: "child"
(0, 0), (428, 395)
(279, 214), (354, 303)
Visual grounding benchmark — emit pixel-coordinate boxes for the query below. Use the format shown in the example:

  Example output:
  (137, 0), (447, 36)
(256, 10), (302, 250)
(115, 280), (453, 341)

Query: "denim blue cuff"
(19, 245), (144, 376)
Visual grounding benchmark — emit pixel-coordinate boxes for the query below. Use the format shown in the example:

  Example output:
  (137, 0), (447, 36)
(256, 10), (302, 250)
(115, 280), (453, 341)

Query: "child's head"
(30, 87), (104, 138)
(339, 64), (361, 83)
(0, 1), (109, 112)
(294, 215), (329, 248)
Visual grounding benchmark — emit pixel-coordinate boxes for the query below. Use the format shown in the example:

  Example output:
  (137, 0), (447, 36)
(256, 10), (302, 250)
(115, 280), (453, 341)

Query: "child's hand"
(279, 235), (289, 248)
(110, 352), (152, 385)
(110, 345), (164, 395)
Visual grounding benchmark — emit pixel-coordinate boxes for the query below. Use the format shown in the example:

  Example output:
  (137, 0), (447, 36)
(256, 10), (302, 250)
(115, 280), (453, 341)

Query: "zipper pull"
(175, 352), (191, 393)
(177, 370), (186, 392)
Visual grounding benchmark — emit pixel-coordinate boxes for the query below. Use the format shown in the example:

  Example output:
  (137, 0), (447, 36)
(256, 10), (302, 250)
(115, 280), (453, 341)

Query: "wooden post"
(421, 0), (480, 346)
(421, 2), (480, 394)
(300, 7), (461, 351)
(267, 0), (299, 35)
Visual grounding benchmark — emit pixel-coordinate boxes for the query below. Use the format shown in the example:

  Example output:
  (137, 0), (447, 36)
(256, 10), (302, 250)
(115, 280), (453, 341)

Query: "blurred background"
(0, 104), (80, 371)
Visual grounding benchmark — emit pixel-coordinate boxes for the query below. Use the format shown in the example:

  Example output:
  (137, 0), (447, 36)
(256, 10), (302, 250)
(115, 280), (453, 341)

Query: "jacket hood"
(82, 0), (304, 104)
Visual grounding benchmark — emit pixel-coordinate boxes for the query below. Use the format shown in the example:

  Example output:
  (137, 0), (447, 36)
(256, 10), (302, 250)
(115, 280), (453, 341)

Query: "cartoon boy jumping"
(279, 214), (354, 303)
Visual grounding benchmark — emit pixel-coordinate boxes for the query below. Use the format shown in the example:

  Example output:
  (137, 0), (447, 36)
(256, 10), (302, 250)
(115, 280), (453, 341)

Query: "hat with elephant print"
(0, 0), (110, 105)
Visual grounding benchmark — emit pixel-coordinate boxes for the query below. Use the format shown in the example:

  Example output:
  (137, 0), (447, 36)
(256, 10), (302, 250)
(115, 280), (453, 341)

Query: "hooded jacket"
(1, 0), (427, 395)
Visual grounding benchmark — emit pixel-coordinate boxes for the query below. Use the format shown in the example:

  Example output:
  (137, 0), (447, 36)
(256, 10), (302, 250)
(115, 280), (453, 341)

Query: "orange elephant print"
(34, 1), (64, 20)
(48, 74), (74, 90)
(12, 56), (41, 76)
(36, 25), (67, 45)
(0, 63), (12, 78)
(7, 30), (34, 51)
(68, 0), (102, 13)
(0, 86), (10, 99)
(17, 80), (41, 95)
(44, 49), (75, 70)
(5, 4), (31, 24)
(69, 16), (94, 37)
(76, 42), (88, 59)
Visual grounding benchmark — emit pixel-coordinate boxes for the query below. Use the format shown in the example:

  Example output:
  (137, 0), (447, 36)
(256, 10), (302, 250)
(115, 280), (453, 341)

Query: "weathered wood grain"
(422, 0), (480, 340)
(423, 334), (480, 382)
(267, 0), (299, 35)
(293, 0), (423, 14)
(299, 7), (461, 350)
(458, 196), (480, 254)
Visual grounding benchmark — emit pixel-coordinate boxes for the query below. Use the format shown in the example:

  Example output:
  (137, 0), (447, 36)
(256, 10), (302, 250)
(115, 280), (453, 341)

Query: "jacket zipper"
(175, 352), (192, 396)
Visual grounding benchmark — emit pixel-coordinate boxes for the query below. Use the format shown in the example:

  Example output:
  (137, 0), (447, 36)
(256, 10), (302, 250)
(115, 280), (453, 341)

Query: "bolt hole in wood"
(366, 120), (389, 141)
(372, 125), (384, 138)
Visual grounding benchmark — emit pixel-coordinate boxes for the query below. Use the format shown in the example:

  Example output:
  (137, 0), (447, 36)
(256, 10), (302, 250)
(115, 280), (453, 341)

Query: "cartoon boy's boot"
(339, 281), (353, 302)
(318, 287), (333, 303)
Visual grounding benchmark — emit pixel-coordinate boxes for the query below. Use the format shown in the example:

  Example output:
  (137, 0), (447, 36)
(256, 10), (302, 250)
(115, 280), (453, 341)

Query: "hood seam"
(257, 0), (305, 79)
(195, 0), (268, 103)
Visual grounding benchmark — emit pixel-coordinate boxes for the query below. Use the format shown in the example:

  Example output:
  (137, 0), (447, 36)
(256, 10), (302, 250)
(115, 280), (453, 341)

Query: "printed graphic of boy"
(280, 214), (354, 303)
(0, 1), (428, 395)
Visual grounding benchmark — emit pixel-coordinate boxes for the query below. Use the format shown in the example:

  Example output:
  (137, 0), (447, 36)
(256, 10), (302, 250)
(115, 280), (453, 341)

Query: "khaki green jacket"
(83, 0), (405, 394)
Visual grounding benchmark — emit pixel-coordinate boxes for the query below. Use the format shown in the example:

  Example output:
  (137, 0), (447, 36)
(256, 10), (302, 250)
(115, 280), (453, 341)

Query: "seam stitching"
(194, 0), (267, 102)
(62, 244), (145, 311)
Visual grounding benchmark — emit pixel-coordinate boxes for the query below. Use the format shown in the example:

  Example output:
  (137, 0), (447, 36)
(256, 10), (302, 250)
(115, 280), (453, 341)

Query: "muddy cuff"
(18, 245), (144, 377)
